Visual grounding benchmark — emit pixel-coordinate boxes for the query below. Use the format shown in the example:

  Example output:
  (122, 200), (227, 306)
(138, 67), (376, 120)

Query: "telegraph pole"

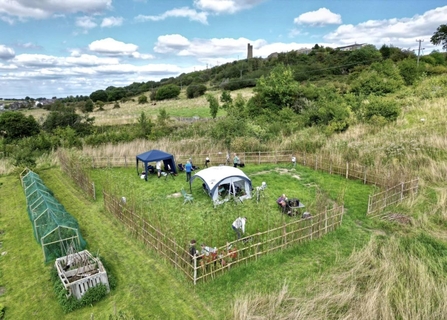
(416, 39), (424, 67)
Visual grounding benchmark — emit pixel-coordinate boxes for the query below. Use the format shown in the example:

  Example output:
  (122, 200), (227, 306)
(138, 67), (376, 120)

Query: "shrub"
(138, 95), (148, 104)
(362, 95), (401, 122)
(186, 84), (207, 98)
(154, 84), (181, 101)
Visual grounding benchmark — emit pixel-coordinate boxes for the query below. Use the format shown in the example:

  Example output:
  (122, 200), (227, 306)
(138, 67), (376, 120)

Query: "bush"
(362, 95), (401, 122)
(221, 78), (257, 91)
(154, 84), (181, 101)
(138, 95), (148, 104)
(186, 84), (207, 98)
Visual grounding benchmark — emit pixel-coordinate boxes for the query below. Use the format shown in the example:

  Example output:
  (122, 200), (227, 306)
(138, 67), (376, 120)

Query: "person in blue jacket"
(185, 160), (192, 182)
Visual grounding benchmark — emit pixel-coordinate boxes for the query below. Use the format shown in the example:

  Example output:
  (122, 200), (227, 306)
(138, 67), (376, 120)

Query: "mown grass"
(0, 170), (214, 319)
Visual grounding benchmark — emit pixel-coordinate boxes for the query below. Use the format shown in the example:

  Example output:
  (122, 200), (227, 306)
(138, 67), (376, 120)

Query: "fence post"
(329, 159), (332, 174)
(363, 167), (367, 184)
(124, 155), (127, 167)
(315, 155), (318, 170)
(193, 257), (197, 285)
(346, 162), (349, 179)
(367, 195), (371, 215)
(324, 207), (327, 234)
(258, 151), (260, 165)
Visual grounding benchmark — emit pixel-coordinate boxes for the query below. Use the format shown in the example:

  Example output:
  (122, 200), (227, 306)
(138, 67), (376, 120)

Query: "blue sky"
(0, 0), (446, 99)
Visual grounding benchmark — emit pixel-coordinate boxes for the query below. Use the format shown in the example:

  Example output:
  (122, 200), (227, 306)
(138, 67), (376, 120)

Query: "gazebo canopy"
(136, 149), (177, 180)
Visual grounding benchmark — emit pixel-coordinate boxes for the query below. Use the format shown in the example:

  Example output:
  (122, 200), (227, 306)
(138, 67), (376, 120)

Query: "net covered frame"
(20, 169), (87, 263)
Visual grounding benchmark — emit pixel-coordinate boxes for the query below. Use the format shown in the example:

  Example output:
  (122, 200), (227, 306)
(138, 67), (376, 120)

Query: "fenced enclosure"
(367, 178), (419, 216)
(103, 188), (344, 284)
(58, 149), (417, 283)
(86, 150), (412, 189)
(20, 168), (87, 262)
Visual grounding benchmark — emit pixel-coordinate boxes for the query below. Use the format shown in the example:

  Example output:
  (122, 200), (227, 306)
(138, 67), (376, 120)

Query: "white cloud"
(135, 7), (208, 24)
(0, 0), (112, 20)
(76, 16), (97, 29)
(324, 5), (447, 50)
(193, 0), (264, 14)
(0, 63), (17, 70)
(88, 38), (139, 55)
(154, 34), (191, 53)
(0, 45), (15, 60)
(294, 8), (342, 26)
(131, 52), (154, 60)
(101, 16), (124, 27)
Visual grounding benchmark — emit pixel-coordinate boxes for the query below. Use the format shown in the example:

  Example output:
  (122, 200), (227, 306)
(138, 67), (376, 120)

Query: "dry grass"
(23, 88), (255, 126)
(233, 236), (447, 320)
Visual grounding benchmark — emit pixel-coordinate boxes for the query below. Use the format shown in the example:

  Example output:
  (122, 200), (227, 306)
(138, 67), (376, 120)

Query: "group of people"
(189, 240), (229, 267)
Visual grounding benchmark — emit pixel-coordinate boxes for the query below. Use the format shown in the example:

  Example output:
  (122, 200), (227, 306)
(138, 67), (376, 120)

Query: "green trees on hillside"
(90, 89), (108, 103)
(0, 111), (40, 140)
(253, 64), (299, 114)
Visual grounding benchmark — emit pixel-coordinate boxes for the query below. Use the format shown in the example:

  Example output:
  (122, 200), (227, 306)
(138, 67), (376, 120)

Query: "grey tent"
(190, 166), (252, 202)
(136, 150), (177, 181)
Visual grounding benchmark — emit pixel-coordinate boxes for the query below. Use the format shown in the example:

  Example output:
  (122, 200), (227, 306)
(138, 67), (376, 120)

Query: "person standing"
(189, 239), (201, 264)
(156, 160), (162, 178)
(185, 160), (192, 182)
(292, 156), (296, 167)
(205, 156), (210, 168)
(232, 217), (247, 239)
(233, 153), (240, 168)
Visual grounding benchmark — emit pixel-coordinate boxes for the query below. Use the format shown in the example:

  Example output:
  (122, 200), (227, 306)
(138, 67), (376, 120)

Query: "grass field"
(0, 161), (374, 319)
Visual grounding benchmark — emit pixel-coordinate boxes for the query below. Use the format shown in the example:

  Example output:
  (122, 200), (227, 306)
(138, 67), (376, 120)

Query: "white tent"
(190, 166), (252, 202)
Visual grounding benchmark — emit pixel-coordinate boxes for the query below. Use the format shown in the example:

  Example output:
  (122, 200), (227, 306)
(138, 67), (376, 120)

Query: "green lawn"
(0, 163), (376, 319)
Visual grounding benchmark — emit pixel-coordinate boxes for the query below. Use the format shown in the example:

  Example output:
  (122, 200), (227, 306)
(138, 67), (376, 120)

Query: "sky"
(0, 0), (446, 99)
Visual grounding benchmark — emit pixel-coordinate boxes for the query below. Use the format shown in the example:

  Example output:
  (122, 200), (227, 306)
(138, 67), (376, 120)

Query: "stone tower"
(247, 43), (253, 59)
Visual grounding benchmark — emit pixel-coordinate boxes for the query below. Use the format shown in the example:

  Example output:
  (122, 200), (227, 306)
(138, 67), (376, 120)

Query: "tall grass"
(233, 235), (447, 320)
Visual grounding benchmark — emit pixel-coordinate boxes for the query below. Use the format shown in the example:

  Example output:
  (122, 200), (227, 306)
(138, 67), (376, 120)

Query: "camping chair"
(181, 188), (193, 204)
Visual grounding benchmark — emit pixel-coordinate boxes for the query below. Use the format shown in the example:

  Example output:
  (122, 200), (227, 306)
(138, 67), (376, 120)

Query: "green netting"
(20, 169), (87, 263)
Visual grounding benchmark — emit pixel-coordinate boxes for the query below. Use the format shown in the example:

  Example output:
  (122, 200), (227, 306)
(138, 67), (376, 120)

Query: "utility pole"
(416, 39), (424, 67)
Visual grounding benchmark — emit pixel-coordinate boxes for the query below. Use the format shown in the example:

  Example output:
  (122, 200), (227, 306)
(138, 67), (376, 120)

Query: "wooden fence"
(88, 150), (410, 189)
(103, 187), (343, 284)
(367, 178), (419, 216)
(58, 150), (96, 200)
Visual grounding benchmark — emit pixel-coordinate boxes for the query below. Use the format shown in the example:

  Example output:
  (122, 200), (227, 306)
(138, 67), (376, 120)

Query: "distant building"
(247, 43), (253, 59)
(336, 43), (367, 51)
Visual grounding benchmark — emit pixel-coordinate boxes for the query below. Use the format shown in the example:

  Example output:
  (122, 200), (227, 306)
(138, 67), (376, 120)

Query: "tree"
(89, 89), (108, 103)
(206, 94), (219, 119)
(253, 64), (300, 113)
(430, 24), (447, 51)
(137, 111), (153, 138)
(0, 111), (40, 140)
